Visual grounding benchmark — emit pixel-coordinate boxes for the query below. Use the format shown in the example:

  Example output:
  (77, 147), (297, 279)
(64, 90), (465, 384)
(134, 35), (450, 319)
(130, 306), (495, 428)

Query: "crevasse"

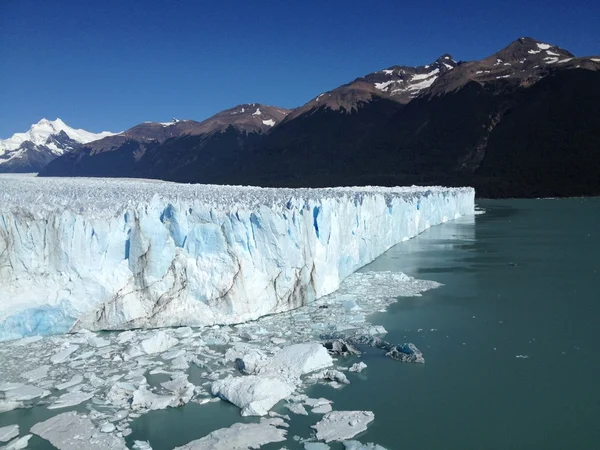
(0, 175), (474, 341)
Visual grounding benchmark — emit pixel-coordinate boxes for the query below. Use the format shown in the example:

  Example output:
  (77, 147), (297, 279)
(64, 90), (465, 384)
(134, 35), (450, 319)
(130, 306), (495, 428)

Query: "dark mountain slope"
(475, 69), (600, 197)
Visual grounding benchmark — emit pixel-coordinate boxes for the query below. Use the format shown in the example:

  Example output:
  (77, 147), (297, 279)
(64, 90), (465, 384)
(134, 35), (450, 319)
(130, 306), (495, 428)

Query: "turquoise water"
(3, 199), (599, 449)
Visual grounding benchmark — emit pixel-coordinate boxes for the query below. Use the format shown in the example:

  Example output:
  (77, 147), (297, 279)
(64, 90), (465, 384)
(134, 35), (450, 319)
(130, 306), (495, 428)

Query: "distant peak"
(435, 53), (455, 63)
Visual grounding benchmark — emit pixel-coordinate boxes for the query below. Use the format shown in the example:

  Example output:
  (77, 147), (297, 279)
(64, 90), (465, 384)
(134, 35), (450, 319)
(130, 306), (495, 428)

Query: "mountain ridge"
(26, 37), (600, 197)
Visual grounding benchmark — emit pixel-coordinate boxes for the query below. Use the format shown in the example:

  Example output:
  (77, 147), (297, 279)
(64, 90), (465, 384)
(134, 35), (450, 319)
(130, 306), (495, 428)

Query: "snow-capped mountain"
(37, 37), (600, 197)
(0, 118), (115, 173)
(40, 104), (290, 178)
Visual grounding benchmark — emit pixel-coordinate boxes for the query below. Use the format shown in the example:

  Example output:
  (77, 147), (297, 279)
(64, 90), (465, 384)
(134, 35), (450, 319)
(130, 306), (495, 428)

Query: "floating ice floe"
(343, 440), (387, 449)
(30, 412), (127, 449)
(2, 434), (32, 449)
(0, 425), (19, 443)
(48, 391), (94, 409)
(349, 362), (367, 373)
(211, 375), (295, 416)
(313, 411), (375, 443)
(173, 417), (288, 449)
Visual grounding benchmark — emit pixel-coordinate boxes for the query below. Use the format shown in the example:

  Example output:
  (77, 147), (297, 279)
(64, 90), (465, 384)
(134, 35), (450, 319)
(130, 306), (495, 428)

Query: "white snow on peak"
(443, 63), (454, 70)
(160, 118), (181, 127)
(262, 119), (276, 127)
(374, 80), (396, 91)
(528, 49), (541, 55)
(411, 68), (439, 81)
(315, 93), (325, 102)
(536, 42), (552, 50)
(252, 108), (262, 116)
(381, 69), (394, 75)
(557, 58), (573, 64)
(0, 118), (115, 155)
(591, 58), (600, 63)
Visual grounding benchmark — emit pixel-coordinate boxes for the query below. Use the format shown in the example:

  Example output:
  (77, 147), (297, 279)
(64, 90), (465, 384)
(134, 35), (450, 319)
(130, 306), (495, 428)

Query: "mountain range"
(5, 37), (599, 197)
(0, 119), (114, 173)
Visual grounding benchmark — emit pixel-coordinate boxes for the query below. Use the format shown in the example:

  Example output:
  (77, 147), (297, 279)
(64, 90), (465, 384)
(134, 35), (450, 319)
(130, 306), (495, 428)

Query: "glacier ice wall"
(0, 175), (474, 340)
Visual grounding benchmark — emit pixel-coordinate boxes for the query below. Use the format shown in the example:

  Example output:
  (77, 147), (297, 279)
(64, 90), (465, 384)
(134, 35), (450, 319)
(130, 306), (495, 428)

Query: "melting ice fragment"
(313, 411), (375, 443)
(173, 417), (288, 449)
(30, 412), (127, 449)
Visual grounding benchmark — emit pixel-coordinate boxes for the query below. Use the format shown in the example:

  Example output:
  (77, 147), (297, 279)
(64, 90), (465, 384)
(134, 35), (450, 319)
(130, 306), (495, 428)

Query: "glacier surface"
(0, 175), (474, 340)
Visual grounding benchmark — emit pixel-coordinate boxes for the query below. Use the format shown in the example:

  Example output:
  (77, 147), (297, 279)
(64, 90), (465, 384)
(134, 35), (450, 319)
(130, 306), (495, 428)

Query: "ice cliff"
(0, 175), (474, 340)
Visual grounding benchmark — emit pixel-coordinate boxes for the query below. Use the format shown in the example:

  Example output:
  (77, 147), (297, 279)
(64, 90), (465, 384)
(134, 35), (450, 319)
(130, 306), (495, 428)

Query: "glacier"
(0, 174), (474, 340)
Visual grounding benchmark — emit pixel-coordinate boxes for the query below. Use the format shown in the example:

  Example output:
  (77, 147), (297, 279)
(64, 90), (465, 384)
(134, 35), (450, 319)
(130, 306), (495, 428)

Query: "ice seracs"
(0, 175), (474, 340)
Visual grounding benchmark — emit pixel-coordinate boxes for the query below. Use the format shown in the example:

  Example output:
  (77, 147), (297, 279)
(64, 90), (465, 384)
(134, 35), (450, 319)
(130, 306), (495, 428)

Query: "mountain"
(0, 118), (114, 173)
(39, 104), (290, 178)
(38, 38), (600, 197)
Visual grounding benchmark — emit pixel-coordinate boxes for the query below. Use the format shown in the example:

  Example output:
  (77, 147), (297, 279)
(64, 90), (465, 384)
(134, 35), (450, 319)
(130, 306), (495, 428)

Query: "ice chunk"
(285, 402), (309, 415)
(48, 391), (94, 409)
(21, 365), (50, 382)
(55, 374), (84, 390)
(133, 441), (153, 450)
(131, 386), (180, 411)
(0, 425), (19, 443)
(313, 411), (375, 443)
(308, 369), (350, 386)
(100, 423), (116, 433)
(50, 345), (79, 364)
(106, 382), (137, 407)
(4, 384), (49, 401)
(225, 344), (268, 375)
(173, 417), (287, 449)
(211, 375), (294, 416)
(312, 403), (333, 414)
(3, 434), (32, 449)
(343, 440), (387, 450)
(262, 343), (333, 376)
(305, 443), (330, 450)
(386, 343), (424, 363)
(30, 412), (126, 449)
(138, 331), (179, 355)
(0, 400), (23, 413)
(349, 362), (367, 373)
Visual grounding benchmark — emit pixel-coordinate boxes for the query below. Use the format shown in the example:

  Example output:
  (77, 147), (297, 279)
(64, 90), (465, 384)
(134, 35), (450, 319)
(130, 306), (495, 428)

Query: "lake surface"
(3, 198), (599, 449)
(130, 198), (600, 450)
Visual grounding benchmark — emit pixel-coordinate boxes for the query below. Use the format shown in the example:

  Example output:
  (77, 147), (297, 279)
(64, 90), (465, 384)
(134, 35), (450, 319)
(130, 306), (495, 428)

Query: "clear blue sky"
(1, 0), (599, 137)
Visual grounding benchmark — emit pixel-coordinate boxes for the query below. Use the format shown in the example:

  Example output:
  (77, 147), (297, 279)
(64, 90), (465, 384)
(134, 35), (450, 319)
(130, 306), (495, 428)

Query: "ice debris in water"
(2, 434), (32, 449)
(0, 425), (19, 443)
(30, 412), (127, 449)
(313, 411), (375, 443)
(349, 362), (367, 372)
(173, 417), (288, 449)
(211, 375), (295, 416)
(343, 440), (388, 450)
(0, 269), (442, 444)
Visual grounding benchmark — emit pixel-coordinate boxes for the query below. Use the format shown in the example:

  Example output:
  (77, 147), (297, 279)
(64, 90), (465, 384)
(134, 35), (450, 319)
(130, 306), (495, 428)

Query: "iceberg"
(0, 175), (474, 340)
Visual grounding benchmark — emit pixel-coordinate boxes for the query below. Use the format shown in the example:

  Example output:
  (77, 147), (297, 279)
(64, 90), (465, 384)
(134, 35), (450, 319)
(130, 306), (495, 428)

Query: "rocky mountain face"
(39, 104), (290, 178)
(37, 38), (600, 197)
(0, 119), (114, 173)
